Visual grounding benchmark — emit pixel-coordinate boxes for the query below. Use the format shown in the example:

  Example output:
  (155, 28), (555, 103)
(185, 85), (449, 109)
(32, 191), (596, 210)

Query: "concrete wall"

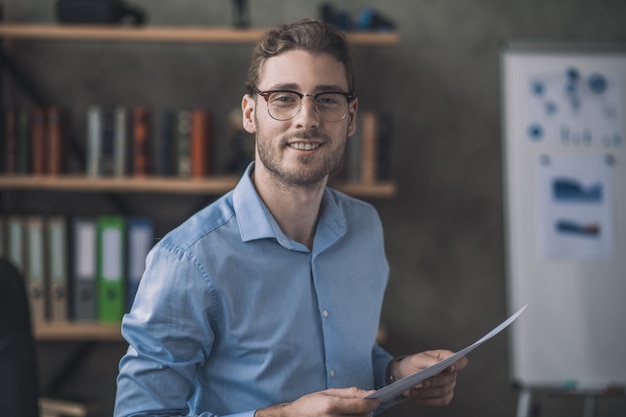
(3, 1), (626, 416)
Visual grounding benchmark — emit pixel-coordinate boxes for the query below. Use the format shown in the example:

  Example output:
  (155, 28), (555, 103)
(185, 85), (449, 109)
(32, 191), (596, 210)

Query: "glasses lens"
(267, 91), (301, 121)
(266, 91), (349, 121)
(315, 93), (349, 122)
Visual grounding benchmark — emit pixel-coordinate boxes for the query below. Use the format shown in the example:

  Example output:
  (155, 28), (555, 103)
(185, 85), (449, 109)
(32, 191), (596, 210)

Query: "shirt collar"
(232, 162), (347, 252)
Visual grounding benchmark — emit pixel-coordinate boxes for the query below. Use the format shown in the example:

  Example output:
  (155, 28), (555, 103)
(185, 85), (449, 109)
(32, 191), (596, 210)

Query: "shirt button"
(322, 309), (329, 318)
(330, 369), (336, 377)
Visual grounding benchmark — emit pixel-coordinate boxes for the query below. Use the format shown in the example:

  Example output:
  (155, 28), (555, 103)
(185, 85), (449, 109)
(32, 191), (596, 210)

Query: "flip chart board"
(501, 42), (626, 390)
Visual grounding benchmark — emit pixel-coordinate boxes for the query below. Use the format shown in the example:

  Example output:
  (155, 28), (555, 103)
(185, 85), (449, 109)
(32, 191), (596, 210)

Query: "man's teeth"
(290, 143), (320, 151)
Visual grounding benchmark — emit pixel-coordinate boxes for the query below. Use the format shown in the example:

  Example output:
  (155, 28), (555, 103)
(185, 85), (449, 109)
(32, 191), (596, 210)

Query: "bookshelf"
(1, 23), (399, 342)
(34, 322), (123, 341)
(0, 175), (397, 197)
(0, 23), (400, 45)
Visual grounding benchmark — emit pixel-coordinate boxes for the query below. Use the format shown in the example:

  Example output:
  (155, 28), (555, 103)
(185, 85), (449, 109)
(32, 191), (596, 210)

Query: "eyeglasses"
(250, 87), (356, 122)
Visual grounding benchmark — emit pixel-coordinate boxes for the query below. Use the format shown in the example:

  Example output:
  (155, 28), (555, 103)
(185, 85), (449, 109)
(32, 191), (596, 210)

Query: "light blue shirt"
(114, 163), (392, 417)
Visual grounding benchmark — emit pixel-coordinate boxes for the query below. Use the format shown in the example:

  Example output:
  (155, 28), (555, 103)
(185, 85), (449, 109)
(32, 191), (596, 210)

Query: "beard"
(256, 128), (346, 189)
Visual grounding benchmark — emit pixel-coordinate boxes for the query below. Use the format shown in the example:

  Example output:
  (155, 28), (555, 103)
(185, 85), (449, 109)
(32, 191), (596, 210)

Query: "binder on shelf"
(86, 106), (102, 177)
(25, 216), (47, 323)
(126, 217), (154, 311)
(96, 215), (126, 323)
(7, 215), (25, 274)
(48, 216), (69, 322)
(71, 217), (98, 321)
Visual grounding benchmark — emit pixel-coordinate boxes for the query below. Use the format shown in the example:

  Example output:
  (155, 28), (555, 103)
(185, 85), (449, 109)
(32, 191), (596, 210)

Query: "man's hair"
(245, 18), (356, 95)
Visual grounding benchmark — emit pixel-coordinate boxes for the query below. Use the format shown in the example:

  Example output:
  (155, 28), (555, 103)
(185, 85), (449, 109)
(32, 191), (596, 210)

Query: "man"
(114, 18), (467, 417)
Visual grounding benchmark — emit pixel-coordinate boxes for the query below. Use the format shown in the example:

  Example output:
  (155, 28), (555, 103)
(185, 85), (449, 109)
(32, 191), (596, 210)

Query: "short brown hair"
(245, 18), (356, 95)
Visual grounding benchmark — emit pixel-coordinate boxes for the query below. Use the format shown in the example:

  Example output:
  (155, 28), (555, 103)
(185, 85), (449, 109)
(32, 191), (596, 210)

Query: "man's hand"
(254, 387), (380, 417)
(391, 350), (468, 406)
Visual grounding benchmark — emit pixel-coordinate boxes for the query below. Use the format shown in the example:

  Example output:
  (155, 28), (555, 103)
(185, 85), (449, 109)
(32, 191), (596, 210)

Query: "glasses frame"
(249, 87), (356, 122)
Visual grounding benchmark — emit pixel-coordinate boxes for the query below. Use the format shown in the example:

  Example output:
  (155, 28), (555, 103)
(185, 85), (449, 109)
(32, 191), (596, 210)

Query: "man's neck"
(251, 166), (327, 250)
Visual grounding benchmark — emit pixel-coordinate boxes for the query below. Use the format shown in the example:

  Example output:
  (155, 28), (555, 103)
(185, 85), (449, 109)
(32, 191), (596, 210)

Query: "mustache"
(286, 130), (330, 141)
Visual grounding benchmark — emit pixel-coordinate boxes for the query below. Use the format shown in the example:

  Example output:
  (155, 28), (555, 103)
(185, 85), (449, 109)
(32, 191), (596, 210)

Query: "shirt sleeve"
(114, 243), (253, 417)
(372, 343), (394, 389)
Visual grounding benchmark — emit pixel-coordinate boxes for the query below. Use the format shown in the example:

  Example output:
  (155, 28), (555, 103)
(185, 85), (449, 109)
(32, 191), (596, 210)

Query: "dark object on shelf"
(0, 258), (40, 417)
(55, 0), (146, 25)
(232, 0), (250, 28)
(357, 8), (396, 32)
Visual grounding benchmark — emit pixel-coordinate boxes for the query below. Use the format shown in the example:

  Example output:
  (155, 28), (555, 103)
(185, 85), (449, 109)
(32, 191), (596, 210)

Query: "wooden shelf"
(0, 175), (397, 198)
(0, 24), (399, 45)
(34, 322), (123, 341)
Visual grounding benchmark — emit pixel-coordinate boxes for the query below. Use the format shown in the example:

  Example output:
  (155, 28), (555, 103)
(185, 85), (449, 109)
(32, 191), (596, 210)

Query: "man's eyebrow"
(266, 83), (348, 92)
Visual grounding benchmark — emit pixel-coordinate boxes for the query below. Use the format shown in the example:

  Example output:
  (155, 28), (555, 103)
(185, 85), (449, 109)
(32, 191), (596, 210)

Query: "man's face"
(242, 49), (358, 187)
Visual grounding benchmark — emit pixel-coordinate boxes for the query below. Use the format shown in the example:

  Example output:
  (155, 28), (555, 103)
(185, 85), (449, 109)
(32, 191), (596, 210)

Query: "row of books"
(0, 214), (154, 324)
(341, 110), (393, 183)
(0, 106), (215, 178)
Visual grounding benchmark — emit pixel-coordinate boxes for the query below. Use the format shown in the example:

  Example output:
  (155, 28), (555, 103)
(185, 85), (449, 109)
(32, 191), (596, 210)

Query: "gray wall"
(3, 1), (626, 416)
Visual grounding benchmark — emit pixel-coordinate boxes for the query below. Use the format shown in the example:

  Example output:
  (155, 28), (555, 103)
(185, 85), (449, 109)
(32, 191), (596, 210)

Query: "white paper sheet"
(367, 304), (528, 403)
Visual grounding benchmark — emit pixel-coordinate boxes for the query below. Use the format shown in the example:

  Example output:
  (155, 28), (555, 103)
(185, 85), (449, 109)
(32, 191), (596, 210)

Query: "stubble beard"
(256, 129), (346, 191)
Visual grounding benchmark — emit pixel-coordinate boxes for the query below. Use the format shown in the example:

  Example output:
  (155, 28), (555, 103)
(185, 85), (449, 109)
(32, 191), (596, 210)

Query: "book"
(47, 216), (69, 322)
(31, 107), (47, 175)
(191, 109), (212, 178)
(86, 106), (102, 177)
(100, 107), (116, 176)
(176, 109), (192, 178)
(7, 216), (25, 274)
(0, 217), (4, 257)
(71, 217), (98, 321)
(132, 107), (150, 177)
(16, 107), (31, 174)
(126, 217), (154, 311)
(25, 216), (47, 323)
(47, 106), (65, 176)
(376, 112), (393, 180)
(154, 108), (176, 176)
(360, 110), (379, 184)
(4, 108), (17, 174)
(113, 106), (129, 177)
(96, 215), (126, 323)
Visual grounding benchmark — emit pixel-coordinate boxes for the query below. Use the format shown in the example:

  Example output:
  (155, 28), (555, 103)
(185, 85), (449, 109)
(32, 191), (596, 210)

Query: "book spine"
(31, 107), (47, 175)
(191, 109), (211, 178)
(17, 108), (31, 174)
(176, 110), (191, 178)
(86, 106), (102, 177)
(101, 108), (116, 176)
(4, 108), (17, 174)
(132, 107), (150, 177)
(360, 110), (379, 184)
(47, 107), (64, 176)
(113, 106), (129, 177)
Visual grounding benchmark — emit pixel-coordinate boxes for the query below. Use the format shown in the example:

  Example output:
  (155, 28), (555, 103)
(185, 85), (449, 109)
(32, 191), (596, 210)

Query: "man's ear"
(242, 94), (257, 133)
(346, 97), (359, 137)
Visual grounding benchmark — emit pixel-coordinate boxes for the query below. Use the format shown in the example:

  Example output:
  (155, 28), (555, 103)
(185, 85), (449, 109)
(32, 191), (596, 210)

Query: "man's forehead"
(257, 50), (349, 90)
